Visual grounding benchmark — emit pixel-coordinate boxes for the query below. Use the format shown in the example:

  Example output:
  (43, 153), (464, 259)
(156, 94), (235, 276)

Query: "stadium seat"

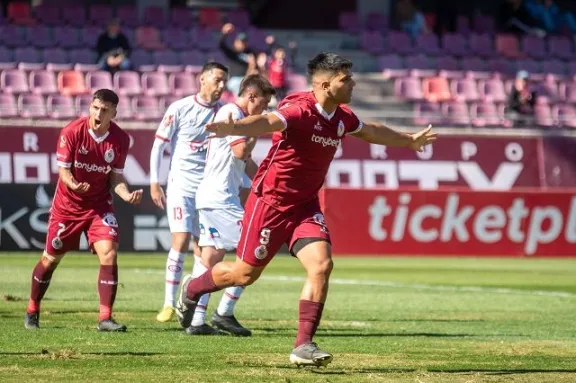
(534, 101), (554, 128)
(469, 34), (495, 58)
(157, 64), (185, 73)
(8, 2), (36, 25)
(135, 27), (165, 50)
(75, 94), (93, 117)
(205, 50), (227, 64)
(161, 95), (182, 108)
(404, 54), (433, 71)
(470, 101), (504, 127)
(86, 71), (113, 93)
(116, 6), (140, 28)
(143, 6), (167, 28)
(227, 9), (251, 30)
(33, 4), (61, 26)
(461, 57), (488, 72)
(286, 74), (309, 93)
(74, 63), (100, 72)
(451, 78), (480, 102)
(69, 49), (96, 65)
(142, 72), (169, 96)
(436, 56), (460, 71)
(29, 70), (58, 95)
(81, 26), (102, 47)
(163, 28), (194, 50)
(198, 8), (222, 30)
(194, 28), (218, 51)
(170, 8), (194, 29)
(0, 47), (15, 68)
(132, 95), (162, 120)
(394, 76), (424, 101)
(456, 15), (471, 34)
(53, 26), (82, 49)
(496, 34), (522, 59)
(515, 59), (540, 76)
(535, 75), (560, 103)
(62, 5), (86, 27)
(181, 50), (206, 67)
(521, 35), (547, 60)
(386, 32), (415, 55)
(14, 47), (41, 65)
(478, 77), (507, 103)
(25, 26), (55, 49)
(360, 31), (385, 55)
(553, 104), (576, 128)
(169, 72), (198, 96)
(115, 96), (135, 120)
(540, 60), (566, 77)
(18, 94), (47, 118)
(548, 36), (574, 61)
(0, 94), (19, 118)
(473, 13), (496, 34)
(413, 102), (442, 125)
(365, 12), (388, 32)
(57, 70), (87, 96)
(88, 5), (113, 26)
(338, 11), (361, 34)
(114, 71), (142, 96)
(0, 25), (27, 48)
(47, 94), (76, 119)
(422, 77), (452, 102)
(487, 58), (515, 76)
(1, 69), (30, 93)
(129, 50), (152, 68)
(442, 33), (469, 57)
(42, 48), (68, 65)
(152, 50), (180, 66)
(443, 101), (471, 126)
(415, 34), (442, 56)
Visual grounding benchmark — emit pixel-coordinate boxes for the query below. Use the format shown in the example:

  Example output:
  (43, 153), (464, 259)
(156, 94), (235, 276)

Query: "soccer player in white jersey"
(149, 62), (228, 323)
(177, 74), (276, 336)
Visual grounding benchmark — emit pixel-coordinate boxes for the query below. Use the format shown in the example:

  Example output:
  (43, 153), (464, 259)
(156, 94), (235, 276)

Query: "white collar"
(315, 103), (335, 120)
(88, 128), (109, 143)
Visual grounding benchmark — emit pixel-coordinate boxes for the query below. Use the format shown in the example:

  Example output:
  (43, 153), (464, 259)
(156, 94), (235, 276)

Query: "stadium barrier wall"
(1, 126), (575, 188)
(321, 188), (576, 257)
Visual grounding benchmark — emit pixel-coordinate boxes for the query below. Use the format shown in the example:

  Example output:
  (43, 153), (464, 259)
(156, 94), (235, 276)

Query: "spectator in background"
(266, 47), (289, 101)
(526, 0), (576, 34)
(219, 23), (257, 96)
(395, 0), (429, 38)
(508, 70), (537, 126)
(96, 19), (132, 74)
(499, 0), (545, 37)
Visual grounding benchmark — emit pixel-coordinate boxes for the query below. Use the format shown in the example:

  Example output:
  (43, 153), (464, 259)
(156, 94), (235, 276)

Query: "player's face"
(329, 69), (356, 104)
(89, 99), (117, 132)
(247, 90), (272, 115)
(200, 68), (228, 103)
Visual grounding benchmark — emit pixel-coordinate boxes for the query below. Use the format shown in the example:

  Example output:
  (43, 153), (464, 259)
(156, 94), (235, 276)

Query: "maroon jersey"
(253, 92), (363, 211)
(52, 117), (130, 219)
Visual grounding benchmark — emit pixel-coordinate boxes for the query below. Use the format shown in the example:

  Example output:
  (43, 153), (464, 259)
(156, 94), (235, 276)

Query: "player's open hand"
(71, 182), (90, 194)
(206, 112), (235, 138)
(409, 125), (438, 152)
(125, 189), (143, 205)
(150, 183), (166, 209)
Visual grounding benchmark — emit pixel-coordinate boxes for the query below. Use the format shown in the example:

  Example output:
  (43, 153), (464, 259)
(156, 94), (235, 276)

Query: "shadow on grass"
(0, 351), (161, 356)
(256, 329), (484, 338)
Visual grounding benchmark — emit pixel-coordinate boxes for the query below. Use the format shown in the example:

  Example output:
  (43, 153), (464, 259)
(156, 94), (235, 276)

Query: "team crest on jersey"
(102, 213), (118, 228)
(104, 148), (115, 163)
(254, 244), (268, 260)
(51, 237), (63, 250)
(163, 114), (174, 127)
(337, 121), (345, 137)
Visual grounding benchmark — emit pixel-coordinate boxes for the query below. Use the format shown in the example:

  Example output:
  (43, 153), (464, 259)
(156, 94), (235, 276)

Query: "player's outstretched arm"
(58, 167), (90, 193)
(110, 172), (143, 205)
(206, 112), (285, 138)
(351, 122), (438, 152)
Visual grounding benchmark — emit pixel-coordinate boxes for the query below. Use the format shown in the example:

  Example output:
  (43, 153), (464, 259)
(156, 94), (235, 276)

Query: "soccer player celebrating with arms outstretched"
(180, 52), (437, 366)
(177, 74), (276, 336)
(24, 89), (143, 332)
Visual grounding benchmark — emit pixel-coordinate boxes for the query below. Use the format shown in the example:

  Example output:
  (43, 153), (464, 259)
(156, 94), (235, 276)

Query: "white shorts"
(166, 193), (200, 237)
(198, 206), (243, 251)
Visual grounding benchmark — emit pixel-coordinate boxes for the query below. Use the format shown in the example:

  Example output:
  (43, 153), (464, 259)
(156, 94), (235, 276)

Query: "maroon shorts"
(236, 194), (330, 267)
(45, 210), (120, 255)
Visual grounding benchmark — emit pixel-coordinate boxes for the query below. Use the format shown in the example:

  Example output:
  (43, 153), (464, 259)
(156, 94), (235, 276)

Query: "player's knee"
(236, 273), (259, 286)
(312, 257), (333, 277)
(171, 233), (191, 253)
(41, 252), (62, 268)
(99, 248), (118, 265)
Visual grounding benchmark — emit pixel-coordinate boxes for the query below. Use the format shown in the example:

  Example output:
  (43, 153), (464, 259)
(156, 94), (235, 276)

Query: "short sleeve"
(270, 103), (304, 131)
(341, 105), (363, 135)
(155, 104), (179, 142)
(112, 134), (130, 174)
(56, 126), (75, 168)
(215, 104), (247, 147)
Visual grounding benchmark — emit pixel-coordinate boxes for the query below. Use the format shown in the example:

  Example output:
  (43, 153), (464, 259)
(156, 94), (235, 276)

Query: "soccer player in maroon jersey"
(24, 89), (143, 332)
(179, 53), (437, 366)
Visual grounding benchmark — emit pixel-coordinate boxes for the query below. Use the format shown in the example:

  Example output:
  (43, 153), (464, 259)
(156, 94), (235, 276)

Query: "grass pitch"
(1, 253), (576, 382)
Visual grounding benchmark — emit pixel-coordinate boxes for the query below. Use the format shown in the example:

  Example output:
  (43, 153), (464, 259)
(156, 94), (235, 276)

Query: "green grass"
(1, 253), (576, 382)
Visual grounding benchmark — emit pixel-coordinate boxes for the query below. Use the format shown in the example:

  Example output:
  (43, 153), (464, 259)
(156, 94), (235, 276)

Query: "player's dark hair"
(307, 52), (353, 76)
(201, 61), (229, 74)
(92, 89), (119, 106)
(238, 74), (277, 97)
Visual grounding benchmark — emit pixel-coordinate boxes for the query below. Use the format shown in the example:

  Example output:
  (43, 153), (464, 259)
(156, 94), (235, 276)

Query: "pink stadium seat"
(535, 75), (560, 103)
(559, 81), (576, 103)
(132, 95), (162, 121)
(413, 102), (442, 125)
(47, 94), (76, 119)
(553, 104), (576, 128)
(18, 94), (47, 118)
(29, 70), (58, 95)
(470, 101), (504, 127)
(130, 50), (152, 68)
(169, 72), (198, 96)
(478, 78), (507, 103)
(534, 101), (554, 128)
(443, 101), (471, 126)
(43, 48), (69, 65)
(142, 72), (169, 96)
(57, 70), (87, 96)
(136, 27), (165, 50)
(1, 69), (30, 93)
(451, 78), (480, 101)
(387, 31), (415, 55)
(360, 31), (385, 55)
(75, 94), (93, 117)
(0, 94), (19, 118)
(114, 71), (142, 96)
(115, 96), (134, 120)
(86, 71), (113, 92)
(496, 34), (522, 59)
(162, 95), (182, 108)
(395, 76), (424, 101)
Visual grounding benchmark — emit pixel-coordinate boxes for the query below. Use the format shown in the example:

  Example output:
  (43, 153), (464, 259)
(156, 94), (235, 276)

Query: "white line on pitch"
(131, 269), (576, 299)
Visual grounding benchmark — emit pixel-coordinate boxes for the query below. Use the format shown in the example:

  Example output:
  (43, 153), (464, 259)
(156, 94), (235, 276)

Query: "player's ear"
(112, 107), (117, 119)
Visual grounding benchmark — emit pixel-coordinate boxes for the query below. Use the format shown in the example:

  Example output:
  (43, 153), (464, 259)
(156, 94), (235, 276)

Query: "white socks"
(164, 248), (186, 307)
(217, 286), (245, 317)
(191, 256), (210, 326)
